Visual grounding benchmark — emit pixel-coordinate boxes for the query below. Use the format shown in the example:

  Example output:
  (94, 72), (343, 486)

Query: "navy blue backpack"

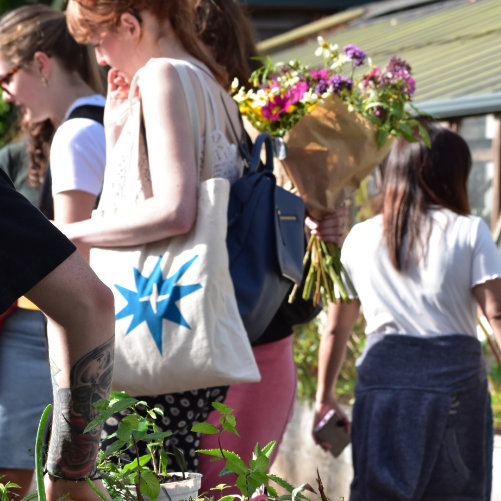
(227, 129), (305, 343)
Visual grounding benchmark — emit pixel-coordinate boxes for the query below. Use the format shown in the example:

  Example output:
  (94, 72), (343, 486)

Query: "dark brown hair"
(0, 4), (105, 94)
(67, 0), (226, 85)
(381, 118), (472, 271)
(0, 4), (106, 186)
(193, 0), (261, 90)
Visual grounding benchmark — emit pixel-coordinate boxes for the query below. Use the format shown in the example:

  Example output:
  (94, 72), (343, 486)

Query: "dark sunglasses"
(0, 65), (21, 91)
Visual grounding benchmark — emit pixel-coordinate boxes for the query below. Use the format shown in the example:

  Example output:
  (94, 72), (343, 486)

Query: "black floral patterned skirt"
(100, 386), (228, 472)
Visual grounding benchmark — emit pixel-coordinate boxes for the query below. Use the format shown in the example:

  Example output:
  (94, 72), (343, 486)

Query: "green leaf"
(171, 445), (187, 474)
(139, 470), (161, 499)
(267, 485), (279, 498)
(196, 448), (225, 458)
(85, 478), (110, 501)
(84, 414), (109, 433)
(211, 401), (233, 414)
(219, 496), (240, 501)
(108, 398), (138, 413)
(122, 455), (151, 473)
(235, 474), (249, 497)
(191, 422), (219, 434)
(249, 452), (269, 474)
(248, 470), (268, 486)
(221, 414), (239, 436)
(140, 431), (172, 441)
(268, 473), (296, 493)
(376, 128), (388, 149)
(223, 452), (248, 476)
(93, 399), (112, 411)
(35, 404), (51, 501)
(102, 439), (127, 457)
(292, 483), (308, 501)
(399, 121), (414, 138)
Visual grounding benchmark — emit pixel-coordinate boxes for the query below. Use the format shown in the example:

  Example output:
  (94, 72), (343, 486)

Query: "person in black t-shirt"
(0, 169), (114, 501)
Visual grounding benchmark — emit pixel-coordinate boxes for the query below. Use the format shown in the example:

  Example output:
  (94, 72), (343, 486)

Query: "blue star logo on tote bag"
(114, 255), (202, 354)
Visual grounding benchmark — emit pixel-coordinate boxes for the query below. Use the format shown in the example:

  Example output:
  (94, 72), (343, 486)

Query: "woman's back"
(343, 208), (501, 337)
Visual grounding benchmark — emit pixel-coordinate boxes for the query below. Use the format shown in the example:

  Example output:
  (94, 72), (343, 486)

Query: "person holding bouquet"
(193, 0), (348, 494)
(313, 118), (501, 500)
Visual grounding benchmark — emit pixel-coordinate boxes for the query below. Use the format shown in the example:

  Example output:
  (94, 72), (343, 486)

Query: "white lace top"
(96, 58), (244, 213)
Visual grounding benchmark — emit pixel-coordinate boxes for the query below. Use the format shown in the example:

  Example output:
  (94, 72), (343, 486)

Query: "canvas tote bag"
(90, 59), (260, 396)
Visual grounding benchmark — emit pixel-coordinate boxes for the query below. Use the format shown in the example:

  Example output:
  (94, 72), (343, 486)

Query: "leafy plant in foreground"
(193, 402), (308, 501)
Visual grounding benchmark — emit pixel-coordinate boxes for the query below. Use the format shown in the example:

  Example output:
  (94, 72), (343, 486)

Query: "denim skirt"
(0, 309), (52, 469)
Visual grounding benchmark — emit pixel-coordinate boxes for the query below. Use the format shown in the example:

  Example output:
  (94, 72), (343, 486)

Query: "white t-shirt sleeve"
(50, 118), (106, 196)
(471, 217), (501, 287)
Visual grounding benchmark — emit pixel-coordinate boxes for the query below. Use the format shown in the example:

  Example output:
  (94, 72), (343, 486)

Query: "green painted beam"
(257, 7), (365, 53)
(260, 0), (501, 118)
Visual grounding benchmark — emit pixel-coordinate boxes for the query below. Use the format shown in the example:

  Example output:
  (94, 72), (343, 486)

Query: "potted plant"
(83, 391), (201, 501)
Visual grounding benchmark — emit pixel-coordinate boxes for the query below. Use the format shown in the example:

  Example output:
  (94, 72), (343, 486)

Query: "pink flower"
(362, 67), (380, 87)
(288, 81), (308, 104)
(310, 68), (331, 81)
(261, 94), (292, 121)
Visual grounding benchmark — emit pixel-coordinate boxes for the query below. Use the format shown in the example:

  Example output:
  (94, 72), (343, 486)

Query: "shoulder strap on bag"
(168, 62), (216, 181)
(219, 96), (273, 176)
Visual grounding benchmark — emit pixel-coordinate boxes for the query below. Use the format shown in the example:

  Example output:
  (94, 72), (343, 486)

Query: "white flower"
(315, 36), (339, 59)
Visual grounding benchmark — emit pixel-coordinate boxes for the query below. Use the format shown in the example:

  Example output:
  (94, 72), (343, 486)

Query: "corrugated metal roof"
(265, 0), (501, 118)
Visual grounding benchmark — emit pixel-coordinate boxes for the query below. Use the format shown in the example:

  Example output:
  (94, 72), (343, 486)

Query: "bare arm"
(473, 278), (501, 350)
(53, 190), (97, 261)
(25, 250), (115, 500)
(313, 299), (360, 445)
(59, 62), (198, 249)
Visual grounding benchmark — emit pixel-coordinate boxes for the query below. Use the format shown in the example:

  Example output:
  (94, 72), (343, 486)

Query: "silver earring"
(41, 76), (48, 87)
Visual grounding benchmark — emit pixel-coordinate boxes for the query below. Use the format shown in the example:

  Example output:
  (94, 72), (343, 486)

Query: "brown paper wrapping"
(280, 95), (393, 219)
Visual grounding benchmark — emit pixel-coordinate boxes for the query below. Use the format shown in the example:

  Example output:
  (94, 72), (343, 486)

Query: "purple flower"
(315, 80), (329, 94)
(380, 56), (416, 97)
(344, 44), (367, 67)
(372, 106), (387, 118)
(328, 74), (353, 96)
(261, 94), (291, 121)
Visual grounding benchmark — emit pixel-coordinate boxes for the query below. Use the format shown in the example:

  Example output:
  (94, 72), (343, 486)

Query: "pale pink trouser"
(198, 335), (297, 496)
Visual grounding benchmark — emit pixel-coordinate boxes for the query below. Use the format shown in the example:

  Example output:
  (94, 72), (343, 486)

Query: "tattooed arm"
(25, 250), (115, 500)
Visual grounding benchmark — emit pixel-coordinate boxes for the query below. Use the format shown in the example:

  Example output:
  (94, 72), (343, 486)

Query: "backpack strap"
(67, 104), (104, 124)
(38, 104), (105, 218)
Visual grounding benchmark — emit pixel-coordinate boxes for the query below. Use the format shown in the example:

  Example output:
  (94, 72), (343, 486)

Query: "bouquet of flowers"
(232, 37), (428, 306)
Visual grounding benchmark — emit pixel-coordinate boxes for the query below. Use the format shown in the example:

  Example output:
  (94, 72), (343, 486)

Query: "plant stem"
(132, 435), (143, 501)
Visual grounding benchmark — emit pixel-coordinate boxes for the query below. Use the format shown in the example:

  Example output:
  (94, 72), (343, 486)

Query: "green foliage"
(194, 403), (308, 501)
(85, 391), (181, 500)
(293, 312), (365, 404)
(486, 354), (501, 431)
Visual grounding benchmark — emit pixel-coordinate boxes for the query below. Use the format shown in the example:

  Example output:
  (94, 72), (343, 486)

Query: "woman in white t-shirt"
(0, 5), (105, 496)
(313, 118), (501, 500)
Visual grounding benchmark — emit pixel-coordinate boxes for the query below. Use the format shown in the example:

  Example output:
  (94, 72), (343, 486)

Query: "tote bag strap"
(130, 59), (217, 182)
(170, 61), (216, 181)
